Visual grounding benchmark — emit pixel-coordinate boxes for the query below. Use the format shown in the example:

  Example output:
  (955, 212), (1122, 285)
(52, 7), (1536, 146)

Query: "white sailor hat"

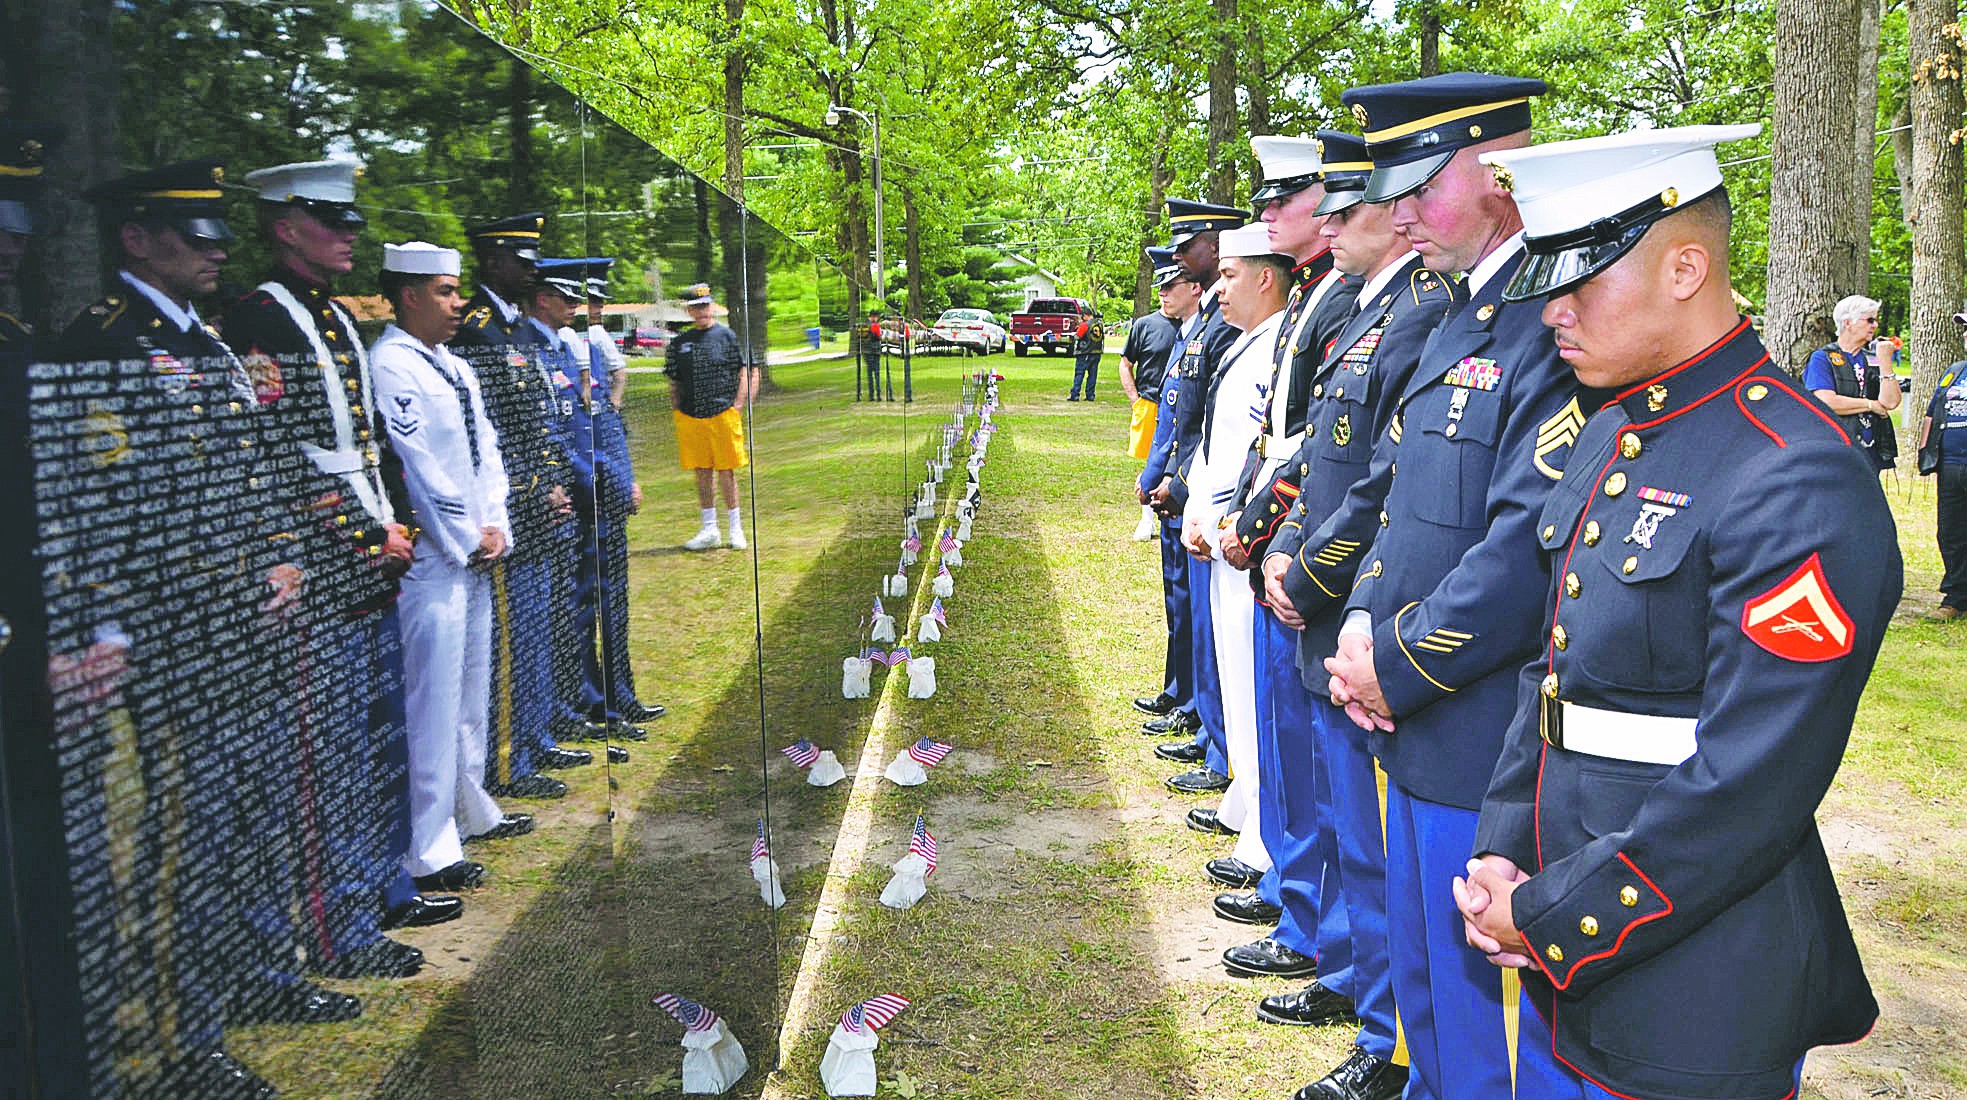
(382, 241), (460, 277)
(1217, 222), (1286, 260)
(1478, 123), (1760, 301)
(1249, 136), (1323, 204)
(244, 159), (366, 226)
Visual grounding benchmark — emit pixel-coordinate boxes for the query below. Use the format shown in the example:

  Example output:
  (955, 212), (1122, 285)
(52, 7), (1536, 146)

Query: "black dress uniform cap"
(466, 211), (546, 262)
(1145, 244), (1184, 288)
(81, 157), (234, 243)
(1165, 197), (1248, 244)
(581, 256), (616, 299)
(243, 159), (367, 228)
(1311, 130), (1373, 216)
(1249, 135), (1324, 205)
(1477, 123), (1760, 301)
(535, 257), (586, 300)
(1341, 72), (1546, 204)
(0, 119), (60, 237)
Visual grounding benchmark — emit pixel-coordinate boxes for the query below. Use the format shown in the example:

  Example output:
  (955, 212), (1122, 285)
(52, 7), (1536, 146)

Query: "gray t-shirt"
(664, 322), (743, 418)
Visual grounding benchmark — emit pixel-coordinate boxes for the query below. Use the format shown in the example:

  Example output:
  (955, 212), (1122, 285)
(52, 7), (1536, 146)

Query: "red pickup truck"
(1008, 297), (1102, 357)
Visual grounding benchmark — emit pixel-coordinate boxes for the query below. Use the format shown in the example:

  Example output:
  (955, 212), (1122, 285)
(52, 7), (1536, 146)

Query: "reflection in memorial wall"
(0, 3), (884, 1096)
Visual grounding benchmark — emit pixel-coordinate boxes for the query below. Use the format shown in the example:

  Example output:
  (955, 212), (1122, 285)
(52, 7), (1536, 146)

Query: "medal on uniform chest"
(1447, 386), (1470, 426)
(1623, 503), (1677, 549)
(1333, 412), (1352, 446)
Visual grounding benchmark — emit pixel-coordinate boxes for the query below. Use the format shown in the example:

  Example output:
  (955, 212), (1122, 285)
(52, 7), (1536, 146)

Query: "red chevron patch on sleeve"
(1740, 553), (1855, 663)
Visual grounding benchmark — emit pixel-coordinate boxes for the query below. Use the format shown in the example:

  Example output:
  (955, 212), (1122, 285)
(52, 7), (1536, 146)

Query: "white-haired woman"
(1803, 295), (1902, 471)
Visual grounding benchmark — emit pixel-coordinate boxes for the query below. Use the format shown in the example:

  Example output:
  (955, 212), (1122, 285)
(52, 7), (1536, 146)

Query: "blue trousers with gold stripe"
(1187, 557), (1228, 774)
(1385, 782), (1577, 1100)
(1254, 605), (1342, 975)
(490, 554), (554, 783)
(1311, 694), (1397, 1059)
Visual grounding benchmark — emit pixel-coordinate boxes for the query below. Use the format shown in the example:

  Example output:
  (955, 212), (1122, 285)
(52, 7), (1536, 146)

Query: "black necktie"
(425, 347), (482, 470)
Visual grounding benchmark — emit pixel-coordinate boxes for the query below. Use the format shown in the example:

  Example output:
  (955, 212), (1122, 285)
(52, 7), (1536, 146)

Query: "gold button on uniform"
(1552, 624), (1568, 650)
(1541, 672), (1559, 699)
(1334, 387), (1344, 399)
(1605, 472), (1627, 497)
(1580, 916), (1599, 937)
(1620, 886), (1639, 907)
(1541, 524), (1555, 541)
(1620, 434), (1642, 460)
(1584, 521), (1601, 546)
(1380, 511), (1389, 528)
(1313, 384), (1323, 399)
(1476, 304), (1495, 321)
(1545, 943), (1564, 963)
(1623, 556), (1639, 575)
(1565, 572), (1581, 598)
(1746, 384), (1768, 401)
(1446, 423), (1458, 438)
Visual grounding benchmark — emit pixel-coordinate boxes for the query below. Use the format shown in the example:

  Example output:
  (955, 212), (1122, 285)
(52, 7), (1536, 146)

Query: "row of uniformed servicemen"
(0, 142), (661, 1098)
(1126, 74), (1899, 1100)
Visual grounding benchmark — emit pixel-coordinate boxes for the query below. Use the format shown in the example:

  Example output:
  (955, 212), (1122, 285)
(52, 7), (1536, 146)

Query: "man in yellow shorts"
(664, 283), (755, 550)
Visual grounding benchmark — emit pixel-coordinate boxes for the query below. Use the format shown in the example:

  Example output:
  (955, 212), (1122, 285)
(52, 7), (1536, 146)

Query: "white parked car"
(929, 308), (1007, 354)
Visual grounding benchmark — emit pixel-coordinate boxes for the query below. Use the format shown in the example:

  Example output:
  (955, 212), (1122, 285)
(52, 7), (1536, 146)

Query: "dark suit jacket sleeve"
(1506, 444), (1899, 997)
(1367, 350), (1583, 718)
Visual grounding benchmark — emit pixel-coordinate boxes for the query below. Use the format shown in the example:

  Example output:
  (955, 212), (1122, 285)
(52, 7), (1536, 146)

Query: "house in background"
(1005, 253), (1065, 307)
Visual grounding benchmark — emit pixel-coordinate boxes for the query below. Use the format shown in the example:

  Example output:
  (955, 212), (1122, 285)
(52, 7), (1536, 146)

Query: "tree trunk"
(693, 177), (713, 278)
(2, 0), (118, 328)
(507, 57), (537, 209)
(902, 186), (924, 320)
(1848, 0), (1883, 297)
(1889, 101), (1915, 224)
(1135, 134), (1172, 317)
(1765, 0), (1863, 374)
(1240, 14), (1272, 203)
(1206, 0), (1240, 205)
(1419, 5), (1441, 77)
(718, 0), (768, 381)
(1907, 0), (1965, 405)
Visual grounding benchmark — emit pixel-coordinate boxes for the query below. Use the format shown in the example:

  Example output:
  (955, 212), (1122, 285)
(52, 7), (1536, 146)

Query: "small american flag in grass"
(782, 739), (820, 767)
(907, 814), (939, 873)
(751, 819), (771, 863)
(907, 737), (951, 767)
(840, 993), (910, 1034)
(651, 993), (720, 1032)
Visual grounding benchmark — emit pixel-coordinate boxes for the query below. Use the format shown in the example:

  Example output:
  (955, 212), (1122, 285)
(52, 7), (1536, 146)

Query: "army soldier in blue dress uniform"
(1298, 74), (1588, 1099)
(1261, 128), (1461, 1100)
(1207, 136), (1351, 995)
(223, 160), (434, 979)
(55, 160), (348, 1097)
(449, 215), (593, 809)
(1459, 125), (1896, 1100)
(1140, 199), (1246, 809)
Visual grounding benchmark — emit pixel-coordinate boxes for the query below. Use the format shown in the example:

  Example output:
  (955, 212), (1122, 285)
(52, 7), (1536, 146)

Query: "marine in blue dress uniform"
(54, 160), (353, 1096)
(1209, 136), (1350, 995)
(223, 159), (433, 980)
(1461, 125), (1895, 1100)
(1142, 199), (1246, 802)
(1306, 74), (1589, 1100)
(1133, 247), (1204, 727)
(1258, 129), (1461, 1100)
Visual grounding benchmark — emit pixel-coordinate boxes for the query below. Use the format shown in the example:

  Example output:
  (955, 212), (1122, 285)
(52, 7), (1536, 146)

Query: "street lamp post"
(825, 103), (883, 302)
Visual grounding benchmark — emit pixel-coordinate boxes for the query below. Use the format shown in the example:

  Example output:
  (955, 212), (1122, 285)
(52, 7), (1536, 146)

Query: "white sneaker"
(727, 521), (748, 551)
(1132, 509), (1159, 542)
(684, 523), (722, 551)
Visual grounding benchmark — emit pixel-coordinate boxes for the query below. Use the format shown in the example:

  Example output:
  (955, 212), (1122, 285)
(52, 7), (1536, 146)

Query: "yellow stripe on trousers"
(1375, 762), (1409, 1069)
(491, 561), (514, 785)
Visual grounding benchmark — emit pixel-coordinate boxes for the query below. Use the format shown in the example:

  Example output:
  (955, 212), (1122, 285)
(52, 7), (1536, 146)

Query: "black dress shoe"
(1294, 1046), (1407, 1100)
(623, 701), (667, 722)
(1187, 807), (1237, 836)
(1133, 693), (1177, 716)
(467, 812), (535, 842)
(1214, 891), (1282, 925)
(312, 937), (425, 979)
(1165, 768), (1230, 794)
(228, 980), (363, 1026)
(1141, 710), (1200, 735)
(607, 744), (631, 764)
(606, 718), (649, 742)
(1066, 393), (1080, 401)
(1206, 857), (1265, 888)
(1156, 740), (1205, 763)
(413, 860), (487, 892)
(540, 746), (593, 770)
(1224, 937), (1318, 978)
(381, 894), (462, 930)
(550, 714), (604, 743)
(486, 773), (567, 799)
(167, 1049), (277, 1099)
(1258, 980), (1357, 1026)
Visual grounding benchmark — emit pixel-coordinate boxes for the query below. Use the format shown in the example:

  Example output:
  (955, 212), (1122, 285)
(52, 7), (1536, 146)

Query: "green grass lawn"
(234, 348), (1964, 1098)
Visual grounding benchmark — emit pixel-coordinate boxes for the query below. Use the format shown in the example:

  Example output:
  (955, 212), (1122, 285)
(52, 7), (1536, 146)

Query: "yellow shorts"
(674, 406), (748, 470)
(1127, 397), (1159, 459)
